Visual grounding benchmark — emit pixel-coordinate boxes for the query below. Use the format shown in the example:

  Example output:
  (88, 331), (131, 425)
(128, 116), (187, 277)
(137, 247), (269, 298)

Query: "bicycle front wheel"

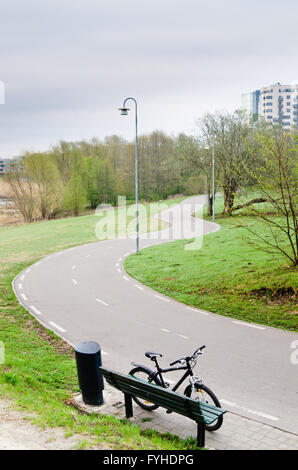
(129, 366), (160, 411)
(184, 383), (223, 431)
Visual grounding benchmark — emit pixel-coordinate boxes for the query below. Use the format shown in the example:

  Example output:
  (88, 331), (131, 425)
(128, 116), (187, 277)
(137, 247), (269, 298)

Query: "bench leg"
(124, 393), (133, 419)
(197, 422), (205, 448)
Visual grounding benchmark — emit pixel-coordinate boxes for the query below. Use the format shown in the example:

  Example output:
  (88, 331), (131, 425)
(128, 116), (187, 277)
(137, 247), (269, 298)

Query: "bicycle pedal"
(166, 409), (172, 414)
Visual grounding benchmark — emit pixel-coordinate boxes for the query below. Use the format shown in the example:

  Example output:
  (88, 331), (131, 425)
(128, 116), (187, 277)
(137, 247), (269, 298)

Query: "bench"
(100, 366), (227, 448)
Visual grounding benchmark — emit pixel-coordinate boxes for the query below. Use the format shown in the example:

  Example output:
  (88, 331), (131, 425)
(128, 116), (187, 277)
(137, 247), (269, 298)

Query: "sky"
(0, 0), (297, 157)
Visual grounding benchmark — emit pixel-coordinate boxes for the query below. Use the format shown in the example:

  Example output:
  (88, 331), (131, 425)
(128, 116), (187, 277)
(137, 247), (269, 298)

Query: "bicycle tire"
(129, 366), (161, 411)
(184, 383), (223, 431)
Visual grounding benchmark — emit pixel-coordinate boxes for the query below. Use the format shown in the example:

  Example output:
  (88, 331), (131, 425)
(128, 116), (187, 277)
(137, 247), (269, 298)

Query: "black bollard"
(74, 341), (104, 406)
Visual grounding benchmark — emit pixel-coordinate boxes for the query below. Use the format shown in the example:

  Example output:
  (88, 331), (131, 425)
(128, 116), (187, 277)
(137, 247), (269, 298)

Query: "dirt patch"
(23, 312), (74, 357)
(0, 398), (108, 450)
(250, 286), (297, 304)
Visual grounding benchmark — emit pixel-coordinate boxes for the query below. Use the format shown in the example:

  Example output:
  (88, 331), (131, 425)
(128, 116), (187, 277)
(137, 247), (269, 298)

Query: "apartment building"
(241, 82), (298, 128)
(0, 159), (11, 175)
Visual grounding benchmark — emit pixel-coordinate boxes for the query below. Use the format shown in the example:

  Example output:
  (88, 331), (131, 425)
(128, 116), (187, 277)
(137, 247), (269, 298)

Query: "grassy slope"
(125, 198), (297, 332)
(0, 197), (198, 450)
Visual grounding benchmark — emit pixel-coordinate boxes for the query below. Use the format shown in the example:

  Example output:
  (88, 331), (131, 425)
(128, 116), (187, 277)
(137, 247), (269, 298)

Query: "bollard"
(74, 341), (104, 406)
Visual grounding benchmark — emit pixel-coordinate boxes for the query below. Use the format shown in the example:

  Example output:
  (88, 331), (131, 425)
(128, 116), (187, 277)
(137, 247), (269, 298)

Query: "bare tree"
(240, 127), (297, 267)
(5, 159), (36, 223)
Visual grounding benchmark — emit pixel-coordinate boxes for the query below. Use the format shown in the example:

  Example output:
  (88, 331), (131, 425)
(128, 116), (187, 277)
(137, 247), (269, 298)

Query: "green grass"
(125, 197), (297, 332)
(0, 196), (199, 450)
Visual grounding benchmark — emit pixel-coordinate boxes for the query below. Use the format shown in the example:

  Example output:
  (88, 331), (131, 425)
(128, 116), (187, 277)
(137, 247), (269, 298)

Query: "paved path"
(13, 195), (298, 445)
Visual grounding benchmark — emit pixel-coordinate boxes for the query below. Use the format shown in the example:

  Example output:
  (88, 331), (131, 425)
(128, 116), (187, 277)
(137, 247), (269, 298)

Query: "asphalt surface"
(13, 195), (298, 434)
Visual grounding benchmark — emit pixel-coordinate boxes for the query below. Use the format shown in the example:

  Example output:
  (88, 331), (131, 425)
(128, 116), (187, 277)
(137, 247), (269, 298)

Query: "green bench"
(100, 366), (227, 448)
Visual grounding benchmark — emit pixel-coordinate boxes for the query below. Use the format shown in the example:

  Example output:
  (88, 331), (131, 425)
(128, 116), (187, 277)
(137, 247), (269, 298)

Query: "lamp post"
(118, 97), (139, 254)
(205, 142), (215, 221)
(212, 142), (215, 222)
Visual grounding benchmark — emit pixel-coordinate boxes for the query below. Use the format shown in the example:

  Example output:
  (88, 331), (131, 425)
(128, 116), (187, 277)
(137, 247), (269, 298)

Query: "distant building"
(0, 158), (12, 175)
(241, 90), (260, 119)
(241, 82), (298, 129)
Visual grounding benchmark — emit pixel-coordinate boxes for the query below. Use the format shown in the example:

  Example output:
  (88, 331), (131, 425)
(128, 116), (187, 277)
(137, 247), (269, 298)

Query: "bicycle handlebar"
(169, 345), (206, 366)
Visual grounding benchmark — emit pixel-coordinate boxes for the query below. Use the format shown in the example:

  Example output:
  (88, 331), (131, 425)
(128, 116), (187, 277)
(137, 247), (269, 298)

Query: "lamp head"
(118, 107), (129, 115)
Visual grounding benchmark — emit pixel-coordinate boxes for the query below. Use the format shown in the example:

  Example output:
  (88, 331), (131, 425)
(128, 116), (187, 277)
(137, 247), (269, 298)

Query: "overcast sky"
(0, 0), (297, 157)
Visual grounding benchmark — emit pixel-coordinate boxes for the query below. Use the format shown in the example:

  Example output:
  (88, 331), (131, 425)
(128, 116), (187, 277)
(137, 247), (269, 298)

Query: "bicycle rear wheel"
(129, 366), (160, 411)
(184, 383), (223, 431)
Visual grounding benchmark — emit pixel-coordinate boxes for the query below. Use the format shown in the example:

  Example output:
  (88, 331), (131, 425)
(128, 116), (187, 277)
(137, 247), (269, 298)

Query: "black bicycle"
(129, 345), (223, 431)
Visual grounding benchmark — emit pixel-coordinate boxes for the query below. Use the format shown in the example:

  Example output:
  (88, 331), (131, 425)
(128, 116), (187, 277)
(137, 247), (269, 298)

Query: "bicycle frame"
(149, 357), (196, 392)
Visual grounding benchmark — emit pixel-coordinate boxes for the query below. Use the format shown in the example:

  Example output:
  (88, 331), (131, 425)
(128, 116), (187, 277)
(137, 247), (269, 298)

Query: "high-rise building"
(241, 82), (298, 129)
(241, 90), (260, 118)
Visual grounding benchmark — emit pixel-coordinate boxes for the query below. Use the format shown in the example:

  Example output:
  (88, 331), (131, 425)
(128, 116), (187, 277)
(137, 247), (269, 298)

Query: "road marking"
(116, 262), (119, 267)
(20, 275), (25, 281)
(161, 328), (171, 333)
(96, 298), (109, 307)
(49, 321), (66, 333)
(118, 258), (122, 262)
(72, 265), (76, 270)
(117, 268), (121, 273)
(30, 306), (42, 316)
(175, 333), (190, 339)
(72, 279), (78, 285)
(154, 295), (170, 302)
(18, 283), (23, 290)
(124, 253), (129, 257)
(25, 268), (31, 273)
(232, 321), (265, 330)
(21, 293), (28, 301)
(101, 351), (108, 355)
(134, 284), (144, 290)
(123, 276), (129, 281)
(85, 254), (91, 258)
(186, 306), (209, 315)
(220, 399), (279, 421)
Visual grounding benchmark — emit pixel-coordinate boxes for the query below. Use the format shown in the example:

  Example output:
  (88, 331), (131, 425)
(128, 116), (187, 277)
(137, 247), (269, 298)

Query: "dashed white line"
(232, 321), (265, 330)
(25, 268), (31, 274)
(18, 283), (23, 290)
(101, 351), (108, 355)
(116, 262), (119, 267)
(117, 268), (121, 273)
(72, 279), (78, 285)
(161, 328), (171, 333)
(154, 295), (170, 303)
(72, 265), (76, 270)
(30, 306), (42, 316)
(20, 275), (25, 281)
(96, 298), (109, 307)
(134, 284), (144, 290)
(118, 258), (122, 262)
(21, 293), (28, 301)
(175, 333), (190, 339)
(123, 253), (129, 257)
(123, 276), (129, 281)
(220, 399), (279, 421)
(49, 321), (66, 333)
(186, 306), (209, 315)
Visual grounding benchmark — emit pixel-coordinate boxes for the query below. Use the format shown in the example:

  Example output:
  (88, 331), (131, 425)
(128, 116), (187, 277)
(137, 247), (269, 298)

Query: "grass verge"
(125, 198), (297, 332)
(0, 197), (198, 450)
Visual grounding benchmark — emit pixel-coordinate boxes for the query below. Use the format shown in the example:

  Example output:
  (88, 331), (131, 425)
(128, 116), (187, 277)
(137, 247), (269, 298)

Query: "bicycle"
(129, 345), (223, 431)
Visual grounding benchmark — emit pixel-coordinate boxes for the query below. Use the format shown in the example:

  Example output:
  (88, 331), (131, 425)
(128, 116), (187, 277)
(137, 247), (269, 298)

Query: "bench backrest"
(100, 367), (226, 425)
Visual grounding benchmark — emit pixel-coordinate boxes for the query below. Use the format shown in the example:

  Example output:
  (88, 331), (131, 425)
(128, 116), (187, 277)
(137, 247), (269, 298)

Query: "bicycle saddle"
(145, 351), (163, 359)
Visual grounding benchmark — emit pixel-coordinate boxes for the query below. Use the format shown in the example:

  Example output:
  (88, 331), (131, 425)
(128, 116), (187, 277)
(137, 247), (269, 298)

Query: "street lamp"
(205, 142), (215, 221)
(118, 97), (139, 254)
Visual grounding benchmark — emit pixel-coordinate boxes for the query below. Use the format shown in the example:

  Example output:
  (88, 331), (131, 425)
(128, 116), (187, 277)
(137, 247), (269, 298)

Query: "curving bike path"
(13, 195), (298, 435)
